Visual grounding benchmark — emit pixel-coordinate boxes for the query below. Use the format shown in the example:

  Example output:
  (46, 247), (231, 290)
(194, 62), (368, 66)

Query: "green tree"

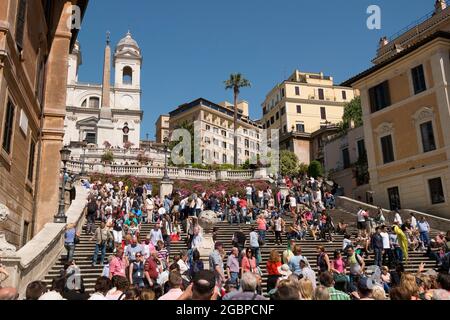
(224, 73), (251, 168)
(280, 150), (299, 176)
(340, 96), (362, 132)
(308, 160), (324, 179)
(298, 163), (309, 175)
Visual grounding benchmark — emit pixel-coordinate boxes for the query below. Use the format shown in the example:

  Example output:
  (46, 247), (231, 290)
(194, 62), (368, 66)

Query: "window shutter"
(15, 0), (27, 52)
(368, 87), (376, 113)
(383, 81), (391, 107)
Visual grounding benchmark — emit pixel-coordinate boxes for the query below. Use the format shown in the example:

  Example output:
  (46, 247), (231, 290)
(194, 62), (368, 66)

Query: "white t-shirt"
(89, 293), (107, 300)
(394, 213), (402, 225)
(290, 197), (297, 207)
(275, 219), (282, 232)
(380, 232), (390, 249)
(158, 207), (166, 216)
(357, 210), (366, 222)
(343, 238), (352, 250)
(411, 217), (417, 229)
(177, 259), (189, 274)
(246, 187), (253, 196)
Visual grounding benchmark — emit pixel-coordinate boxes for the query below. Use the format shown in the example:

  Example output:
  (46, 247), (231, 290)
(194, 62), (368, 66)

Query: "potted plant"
(101, 150), (114, 164)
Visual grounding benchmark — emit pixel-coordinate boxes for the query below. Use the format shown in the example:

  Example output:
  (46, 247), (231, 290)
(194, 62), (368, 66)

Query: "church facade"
(64, 32), (143, 148)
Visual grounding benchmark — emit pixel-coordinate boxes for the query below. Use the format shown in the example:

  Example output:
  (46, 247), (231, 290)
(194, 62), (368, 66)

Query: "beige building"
(168, 98), (262, 165)
(324, 126), (370, 200)
(262, 70), (355, 164)
(343, 31), (450, 219)
(0, 0), (88, 248)
(155, 115), (170, 144)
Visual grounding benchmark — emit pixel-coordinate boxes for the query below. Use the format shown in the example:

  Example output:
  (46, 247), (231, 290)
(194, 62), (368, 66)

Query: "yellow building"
(168, 98), (262, 165)
(0, 0), (88, 248)
(155, 115), (170, 144)
(262, 70), (355, 164)
(343, 31), (450, 219)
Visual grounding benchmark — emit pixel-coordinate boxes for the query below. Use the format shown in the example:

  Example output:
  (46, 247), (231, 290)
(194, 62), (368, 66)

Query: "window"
(81, 99), (87, 108)
(276, 112), (279, 120)
(357, 139), (366, 159)
(369, 81), (391, 112)
(213, 138), (219, 146)
(243, 129), (248, 135)
(85, 132), (96, 144)
(36, 59), (46, 106)
(297, 105), (302, 114)
(245, 150), (250, 157)
(318, 89), (324, 100)
(381, 135), (395, 164)
(123, 66), (133, 85)
(296, 123), (305, 133)
(320, 107), (326, 120)
(22, 221), (30, 247)
(205, 137), (211, 144)
(266, 120), (270, 128)
(2, 100), (15, 154)
(245, 139), (249, 148)
(342, 148), (350, 169)
(281, 107), (285, 115)
(342, 90), (347, 100)
(256, 143), (260, 151)
(270, 116), (275, 125)
(27, 140), (36, 182)
(89, 97), (100, 109)
(221, 130), (227, 137)
(123, 134), (129, 144)
(263, 106), (267, 115)
(283, 125), (287, 133)
(15, 0), (27, 51)
(295, 86), (300, 96)
(429, 178), (445, 205)
(222, 154), (227, 164)
(222, 142), (227, 149)
(388, 187), (401, 210)
(206, 125), (211, 131)
(205, 149), (211, 160)
(412, 65), (426, 94)
(213, 127), (219, 134)
(420, 121), (436, 153)
(281, 89), (285, 97)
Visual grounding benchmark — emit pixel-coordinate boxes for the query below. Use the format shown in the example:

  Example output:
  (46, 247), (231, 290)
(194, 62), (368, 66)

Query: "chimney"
(435, 0), (447, 13)
(379, 36), (389, 48)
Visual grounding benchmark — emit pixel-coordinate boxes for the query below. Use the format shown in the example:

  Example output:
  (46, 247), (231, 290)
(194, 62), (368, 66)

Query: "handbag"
(74, 235), (80, 245)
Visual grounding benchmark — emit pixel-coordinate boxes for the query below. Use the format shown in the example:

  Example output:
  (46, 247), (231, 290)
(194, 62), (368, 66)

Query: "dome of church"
(116, 31), (140, 53)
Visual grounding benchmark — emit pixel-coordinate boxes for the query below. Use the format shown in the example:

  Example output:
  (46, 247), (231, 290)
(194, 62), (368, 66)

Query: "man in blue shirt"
(288, 244), (309, 276)
(417, 217), (430, 249)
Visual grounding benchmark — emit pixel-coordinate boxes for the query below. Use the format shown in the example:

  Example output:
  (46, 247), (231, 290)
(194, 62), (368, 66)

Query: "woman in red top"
(266, 249), (282, 292)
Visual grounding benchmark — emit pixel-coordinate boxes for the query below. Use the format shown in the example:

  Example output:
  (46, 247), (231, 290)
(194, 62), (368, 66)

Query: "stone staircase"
(43, 209), (439, 294)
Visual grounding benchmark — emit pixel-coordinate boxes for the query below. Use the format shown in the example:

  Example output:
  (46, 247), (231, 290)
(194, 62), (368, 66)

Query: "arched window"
(89, 97), (100, 108)
(123, 66), (133, 85)
(81, 99), (87, 107)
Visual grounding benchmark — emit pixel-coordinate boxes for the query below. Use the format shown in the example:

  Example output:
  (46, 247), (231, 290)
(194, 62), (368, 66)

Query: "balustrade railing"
(65, 161), (267, 181)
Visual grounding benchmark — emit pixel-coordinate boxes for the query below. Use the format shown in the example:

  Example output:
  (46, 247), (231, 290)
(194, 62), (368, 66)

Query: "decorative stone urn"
(197, 210), (218, 269)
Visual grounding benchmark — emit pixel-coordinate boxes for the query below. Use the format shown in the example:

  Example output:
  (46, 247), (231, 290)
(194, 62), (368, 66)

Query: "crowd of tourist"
(1, 175), (449, 301)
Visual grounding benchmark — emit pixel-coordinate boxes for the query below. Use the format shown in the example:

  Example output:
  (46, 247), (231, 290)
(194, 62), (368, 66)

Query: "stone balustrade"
(0, 184), (89, 297)
(66, 160), (269, 181)
(336, 196), (450, 232)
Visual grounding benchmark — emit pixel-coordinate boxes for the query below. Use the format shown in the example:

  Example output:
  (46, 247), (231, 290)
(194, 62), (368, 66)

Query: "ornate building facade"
(64, 32), (143, 149)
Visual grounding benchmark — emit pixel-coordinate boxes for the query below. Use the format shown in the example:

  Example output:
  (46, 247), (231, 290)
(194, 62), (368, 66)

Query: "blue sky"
(77, 0), (435, 140)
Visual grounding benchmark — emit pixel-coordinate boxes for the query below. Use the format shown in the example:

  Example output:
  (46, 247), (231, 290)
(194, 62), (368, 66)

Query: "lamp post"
(54, 146), (71, 223)
(162, 137), (170, 181)
(81, 140), (87, 176)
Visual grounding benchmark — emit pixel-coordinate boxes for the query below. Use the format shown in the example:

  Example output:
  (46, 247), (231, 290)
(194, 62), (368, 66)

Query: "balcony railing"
(66, 161), (267, 182)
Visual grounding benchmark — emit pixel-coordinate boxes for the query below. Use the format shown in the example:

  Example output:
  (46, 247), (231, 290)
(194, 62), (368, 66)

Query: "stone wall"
(0, 185), (89, 297)
(336, 196), (450, 232)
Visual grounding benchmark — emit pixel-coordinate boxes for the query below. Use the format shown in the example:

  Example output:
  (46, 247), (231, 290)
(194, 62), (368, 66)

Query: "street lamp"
(162, 137), (170, 181)
(54, 146), (71, 223)
(81, 140), (87, 176)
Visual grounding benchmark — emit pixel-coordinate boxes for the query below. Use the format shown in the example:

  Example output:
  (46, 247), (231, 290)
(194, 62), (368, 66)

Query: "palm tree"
(224, 73), (251, 168)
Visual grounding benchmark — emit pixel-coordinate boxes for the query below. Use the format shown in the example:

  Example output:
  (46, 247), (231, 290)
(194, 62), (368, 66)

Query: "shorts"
(357, 221), (366, 230)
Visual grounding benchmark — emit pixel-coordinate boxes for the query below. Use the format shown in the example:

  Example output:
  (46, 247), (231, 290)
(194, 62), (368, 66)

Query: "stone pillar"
(34, 2), (73, 233)
(160, 180), (174, 198)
